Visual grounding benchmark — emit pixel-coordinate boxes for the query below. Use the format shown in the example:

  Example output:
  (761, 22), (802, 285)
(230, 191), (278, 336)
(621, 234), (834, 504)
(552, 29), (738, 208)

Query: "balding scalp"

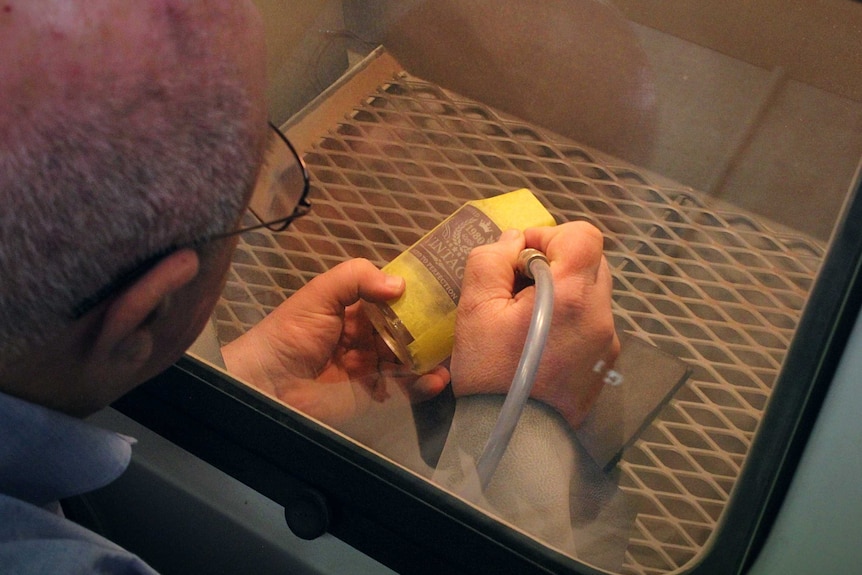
(0, 0), (267, 362)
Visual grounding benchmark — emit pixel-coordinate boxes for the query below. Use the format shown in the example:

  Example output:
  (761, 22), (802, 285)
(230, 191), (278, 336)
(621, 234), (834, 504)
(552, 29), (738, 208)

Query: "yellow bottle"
(364, 188), (556, 373)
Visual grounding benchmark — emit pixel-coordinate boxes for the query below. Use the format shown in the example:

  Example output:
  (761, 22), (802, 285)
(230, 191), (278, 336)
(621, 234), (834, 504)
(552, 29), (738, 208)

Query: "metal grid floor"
(214, 64), (824, 574)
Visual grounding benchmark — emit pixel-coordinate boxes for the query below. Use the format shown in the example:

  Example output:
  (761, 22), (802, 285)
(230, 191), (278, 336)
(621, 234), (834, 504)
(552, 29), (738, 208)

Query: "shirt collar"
(0, 391), (134, 507)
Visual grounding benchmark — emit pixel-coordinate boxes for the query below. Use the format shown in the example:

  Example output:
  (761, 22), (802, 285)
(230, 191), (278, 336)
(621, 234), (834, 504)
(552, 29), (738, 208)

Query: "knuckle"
(346, 257), (374, 270)
(576, 219), (604, 238)
(553, 221), (605, 269)
(604, 322), (621, 356)
(598, 317), (621, 363)
(574, 222), (605, 255)
(341, 257), (376, 279)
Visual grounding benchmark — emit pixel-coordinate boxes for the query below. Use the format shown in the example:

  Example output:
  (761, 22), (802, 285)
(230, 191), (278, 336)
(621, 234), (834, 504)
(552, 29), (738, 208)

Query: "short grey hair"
(0, 3), (264, 363)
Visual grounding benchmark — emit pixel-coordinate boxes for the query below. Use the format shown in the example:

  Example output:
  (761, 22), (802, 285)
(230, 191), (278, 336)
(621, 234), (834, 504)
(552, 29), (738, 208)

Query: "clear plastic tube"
(474, 249), (554, 490)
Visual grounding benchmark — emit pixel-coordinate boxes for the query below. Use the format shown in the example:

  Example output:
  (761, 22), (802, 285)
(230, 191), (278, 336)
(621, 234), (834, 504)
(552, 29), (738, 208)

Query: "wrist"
(221, 334), (275, 395)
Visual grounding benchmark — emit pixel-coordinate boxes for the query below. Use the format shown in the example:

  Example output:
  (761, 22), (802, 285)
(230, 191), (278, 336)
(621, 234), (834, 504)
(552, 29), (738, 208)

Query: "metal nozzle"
(517, 248), (549, 280)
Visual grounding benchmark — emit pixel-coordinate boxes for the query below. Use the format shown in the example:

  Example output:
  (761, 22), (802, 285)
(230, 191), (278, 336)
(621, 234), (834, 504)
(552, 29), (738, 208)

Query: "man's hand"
(450, 222), (620, 429)
(221, 259), (449, 425)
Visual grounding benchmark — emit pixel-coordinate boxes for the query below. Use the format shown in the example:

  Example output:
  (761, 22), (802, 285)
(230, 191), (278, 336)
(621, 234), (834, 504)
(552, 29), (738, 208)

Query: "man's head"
(0, 0), (268, 414)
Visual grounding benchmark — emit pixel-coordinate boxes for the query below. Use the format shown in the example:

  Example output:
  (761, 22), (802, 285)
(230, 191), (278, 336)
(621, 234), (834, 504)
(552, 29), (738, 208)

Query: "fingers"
(524, 221), (605, 280)
(525, 222), (619, 428)
(406, 365), (451, 403)
(458, 229), (526, 315)
(451, 220), (620, 430)
(524, 221), (614, 337)
(286, 258), (405, 318)
(460, 221), (605, 308)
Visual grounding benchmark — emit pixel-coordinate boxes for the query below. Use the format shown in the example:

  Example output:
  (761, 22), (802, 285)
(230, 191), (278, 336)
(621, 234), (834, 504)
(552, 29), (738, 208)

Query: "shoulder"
(0, 494), (158, 575)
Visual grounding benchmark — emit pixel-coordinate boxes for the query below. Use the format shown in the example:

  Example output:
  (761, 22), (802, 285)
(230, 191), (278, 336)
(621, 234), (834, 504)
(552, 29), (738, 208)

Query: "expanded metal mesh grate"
(214, 68), (825, 574)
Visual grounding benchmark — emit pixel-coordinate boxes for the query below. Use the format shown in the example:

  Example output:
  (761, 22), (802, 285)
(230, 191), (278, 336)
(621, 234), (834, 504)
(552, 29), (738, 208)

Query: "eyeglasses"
(240, 122), (311, 234)
(70, 122), (311, 319)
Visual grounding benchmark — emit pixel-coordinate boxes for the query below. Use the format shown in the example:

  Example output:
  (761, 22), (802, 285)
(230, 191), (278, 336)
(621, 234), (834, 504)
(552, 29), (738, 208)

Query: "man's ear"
(90, 248), (200, 368)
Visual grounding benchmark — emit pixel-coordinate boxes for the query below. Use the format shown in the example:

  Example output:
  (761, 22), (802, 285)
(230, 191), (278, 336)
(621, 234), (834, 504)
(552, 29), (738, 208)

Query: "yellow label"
(374, 188), (556, 372)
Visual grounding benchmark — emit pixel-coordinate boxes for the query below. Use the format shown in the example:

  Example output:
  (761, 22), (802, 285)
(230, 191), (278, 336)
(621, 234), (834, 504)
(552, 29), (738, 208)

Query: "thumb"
(283, 258), (405, 318)
(458, 229), (526, 314)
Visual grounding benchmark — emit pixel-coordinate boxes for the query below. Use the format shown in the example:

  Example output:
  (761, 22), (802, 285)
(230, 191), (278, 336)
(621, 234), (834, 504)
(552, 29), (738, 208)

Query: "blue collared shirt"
(0, 391), (158, 574)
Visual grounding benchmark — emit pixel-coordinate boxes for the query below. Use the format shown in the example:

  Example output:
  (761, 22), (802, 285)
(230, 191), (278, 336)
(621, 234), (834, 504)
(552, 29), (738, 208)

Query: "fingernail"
(499, 229), (521, 242)
(384, 274), (405, 291)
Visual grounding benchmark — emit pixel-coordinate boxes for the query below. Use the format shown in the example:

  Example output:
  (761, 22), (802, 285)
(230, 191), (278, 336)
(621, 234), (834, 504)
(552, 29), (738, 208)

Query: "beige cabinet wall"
(246, 0), (862, 240)
(614, 0), (862, 102)
(614, 1), (862, 240)
(251, 0), (348, 125)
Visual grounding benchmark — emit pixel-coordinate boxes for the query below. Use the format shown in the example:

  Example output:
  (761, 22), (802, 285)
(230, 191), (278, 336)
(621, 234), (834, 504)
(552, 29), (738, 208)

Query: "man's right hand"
(449, 222), (620, 429)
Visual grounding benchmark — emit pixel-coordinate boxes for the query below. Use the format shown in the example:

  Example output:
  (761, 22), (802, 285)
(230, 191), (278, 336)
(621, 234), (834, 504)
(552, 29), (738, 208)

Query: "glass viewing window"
(115, 3), (862, 575)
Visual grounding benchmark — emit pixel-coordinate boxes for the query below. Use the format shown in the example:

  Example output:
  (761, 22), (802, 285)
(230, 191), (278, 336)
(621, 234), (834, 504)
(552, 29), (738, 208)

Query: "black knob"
(284, 488), (330, 540)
